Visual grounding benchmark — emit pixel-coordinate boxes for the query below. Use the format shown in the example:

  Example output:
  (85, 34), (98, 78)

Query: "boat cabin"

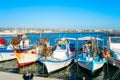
(109, 36), (120, 52)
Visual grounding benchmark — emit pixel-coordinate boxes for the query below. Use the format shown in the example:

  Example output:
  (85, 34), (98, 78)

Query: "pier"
(0, 71), (59, 80)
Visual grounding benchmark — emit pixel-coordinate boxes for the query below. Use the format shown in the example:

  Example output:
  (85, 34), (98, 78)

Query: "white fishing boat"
(0, 49), (15, 62)
(14, 35), (38, 68)
(75, 36), (106, 73)
(14, 49), (38, 68)
(38, 38), (76, 74)
(107, 36), (120, 68)
(0, 38), (16, 62)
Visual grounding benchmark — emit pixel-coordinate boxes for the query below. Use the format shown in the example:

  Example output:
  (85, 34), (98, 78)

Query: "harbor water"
(0, 59), (120, 80)
(0, 32), (120, 80)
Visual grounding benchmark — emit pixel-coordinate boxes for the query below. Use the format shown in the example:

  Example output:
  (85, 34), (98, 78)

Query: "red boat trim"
(18, 62), (35, 68)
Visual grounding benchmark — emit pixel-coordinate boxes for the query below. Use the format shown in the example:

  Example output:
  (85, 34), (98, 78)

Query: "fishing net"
(11, 37), (20, 46)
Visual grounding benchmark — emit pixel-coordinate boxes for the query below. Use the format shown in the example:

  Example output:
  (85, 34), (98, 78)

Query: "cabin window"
(57, 44), (66, 50)
(111, 38), (120, 43)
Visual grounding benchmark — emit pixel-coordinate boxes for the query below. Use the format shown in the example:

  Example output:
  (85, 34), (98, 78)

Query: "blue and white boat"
(107, 36), (120, 68)
(0, 37), (15, 62)
(75, 36), (106, 73)
(0, 48), (15, 62)
(38, 37), (76, 74)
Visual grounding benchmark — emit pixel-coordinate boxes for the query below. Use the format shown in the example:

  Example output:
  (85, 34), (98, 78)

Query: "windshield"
(57, 44), (66, 50)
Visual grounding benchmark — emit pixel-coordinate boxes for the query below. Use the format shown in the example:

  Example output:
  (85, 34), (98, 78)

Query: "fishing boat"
(75, 36), (106, 73)
(14, 49), (38, 68)
(0, 38), (16, 62)
(0, 49), (15, 62)
(38, 38), (76, 74)
(107, 36), (120, 68)
(14, 35), (38, 68)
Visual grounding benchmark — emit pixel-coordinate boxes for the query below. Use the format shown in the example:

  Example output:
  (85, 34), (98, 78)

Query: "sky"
(0, 0), (120, 30)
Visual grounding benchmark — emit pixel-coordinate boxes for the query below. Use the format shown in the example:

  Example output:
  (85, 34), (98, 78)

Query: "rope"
(63, 51), (75, 79)
(64, 60), (69, 77)
(68, 60), (79, 78)
(106, 59), (112, 80)
(112, 69), (120, 80)
(42, 61), (45, 76)
(64, 59), (76, 79)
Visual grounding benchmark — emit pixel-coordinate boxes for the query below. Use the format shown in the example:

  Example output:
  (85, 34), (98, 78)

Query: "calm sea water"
(3, 32), (120, 47)
(0, 32), (120, 80)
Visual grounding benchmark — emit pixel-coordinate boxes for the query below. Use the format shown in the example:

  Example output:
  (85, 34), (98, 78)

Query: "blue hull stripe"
(0, 49), (13, 53)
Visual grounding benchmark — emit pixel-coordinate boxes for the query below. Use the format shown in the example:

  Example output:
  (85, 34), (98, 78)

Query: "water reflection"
(0, 60), (120, 80)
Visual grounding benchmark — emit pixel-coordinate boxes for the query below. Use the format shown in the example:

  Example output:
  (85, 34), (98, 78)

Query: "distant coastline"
(0, 28), (120, 36)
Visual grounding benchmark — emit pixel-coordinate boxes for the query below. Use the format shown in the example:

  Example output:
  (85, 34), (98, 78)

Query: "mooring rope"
(112, 69), (120, 80)
(42, 61), (45, 75)
(106, 59), (112, 80)
(64, 59), (70, 75)
(65, 59), (77, 79)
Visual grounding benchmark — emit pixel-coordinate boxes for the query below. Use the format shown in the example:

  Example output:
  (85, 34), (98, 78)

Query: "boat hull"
(77, 60), (105, 72)
(0, 50), (15, 62)
(107, 57), (120, 68)
(113, 52), (120, 60)
(15, 51), (38, 68)
(75, 53), (106, 72)
(39, 58), (73, 73)
(18, 62), (35, 68)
